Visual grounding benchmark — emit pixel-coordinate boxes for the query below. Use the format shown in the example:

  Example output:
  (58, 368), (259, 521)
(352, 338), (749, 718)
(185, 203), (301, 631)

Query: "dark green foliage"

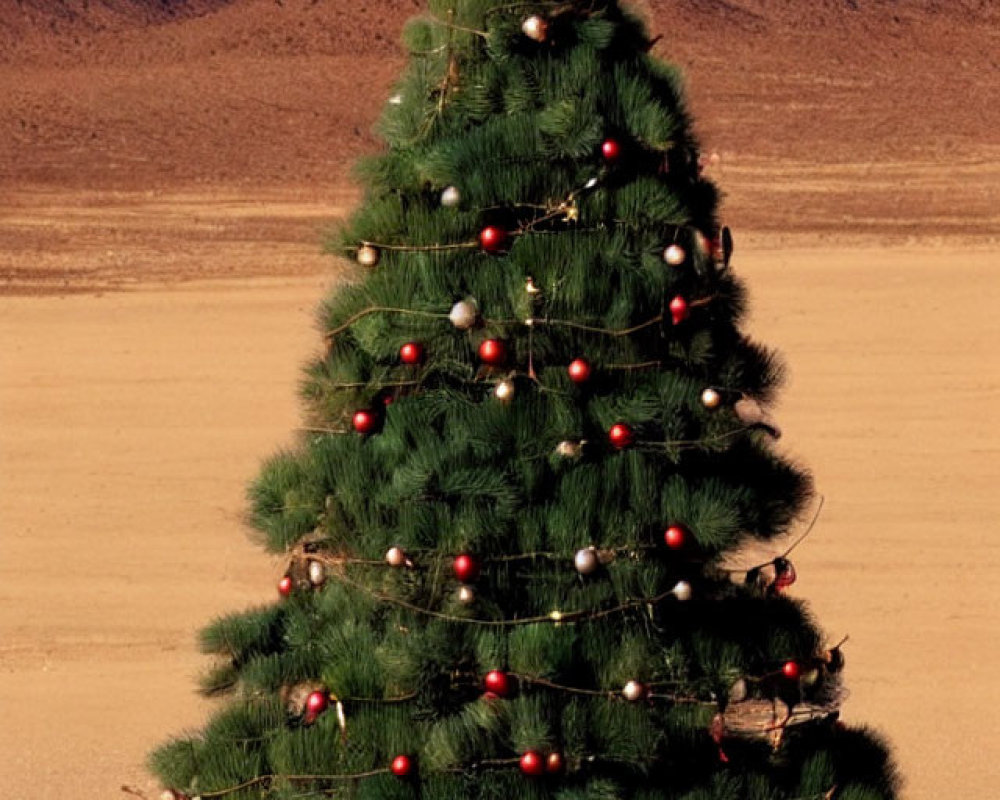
(151, 0), (898, 797)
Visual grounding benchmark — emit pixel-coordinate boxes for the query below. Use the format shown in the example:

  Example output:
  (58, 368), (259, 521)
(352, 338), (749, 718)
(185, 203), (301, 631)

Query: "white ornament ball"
(457, 585), (476, 605)
(700, 387), (722, 410)
(671, 580), (692, 602)
(556, 440), (582, 459)
(521, 14), (548, 42)
(494, 380), (515, 402)
(574, 547), (599, 575)
(663, 243), (686, 266)
(622, 680), (647, 702)
(386, 546), (407, 567)
(440, 185), (461, 207)
(307, 560), (326, 586)
(357, 244), (380, 268)
(449, 299), (478, 330)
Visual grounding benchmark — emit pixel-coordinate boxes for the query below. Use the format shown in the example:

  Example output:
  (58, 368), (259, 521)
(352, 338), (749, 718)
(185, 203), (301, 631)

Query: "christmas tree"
(151, 1), (899, 797)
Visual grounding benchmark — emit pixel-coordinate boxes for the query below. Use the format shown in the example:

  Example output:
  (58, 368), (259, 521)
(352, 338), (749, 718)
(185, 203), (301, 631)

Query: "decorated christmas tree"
(151, 1), (899, 797)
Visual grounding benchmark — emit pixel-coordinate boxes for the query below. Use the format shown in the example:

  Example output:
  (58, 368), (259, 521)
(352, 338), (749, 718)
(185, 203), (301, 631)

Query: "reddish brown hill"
(1, 0), (998, 234)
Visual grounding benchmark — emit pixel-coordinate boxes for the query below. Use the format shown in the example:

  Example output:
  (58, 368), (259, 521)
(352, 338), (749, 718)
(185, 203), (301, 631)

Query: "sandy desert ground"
(1, 1), (998, 798)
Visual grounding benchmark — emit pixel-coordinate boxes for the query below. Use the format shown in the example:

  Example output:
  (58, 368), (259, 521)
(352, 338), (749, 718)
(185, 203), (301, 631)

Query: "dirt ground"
(1, 1), (998, 798)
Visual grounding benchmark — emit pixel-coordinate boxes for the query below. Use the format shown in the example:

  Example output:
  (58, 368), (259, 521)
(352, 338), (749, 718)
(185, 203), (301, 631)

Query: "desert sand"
(1, 1), (998, 798)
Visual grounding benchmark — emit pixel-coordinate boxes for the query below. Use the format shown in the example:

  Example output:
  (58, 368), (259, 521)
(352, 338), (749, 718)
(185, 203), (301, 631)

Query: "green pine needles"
(150, 1), (899, 798)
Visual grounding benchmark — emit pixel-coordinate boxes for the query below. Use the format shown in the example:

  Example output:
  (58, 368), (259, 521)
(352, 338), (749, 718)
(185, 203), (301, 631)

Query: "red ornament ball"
(479, 225), (507, 253)
(567, 358), (592, 384)
(520, 750), (546, 776)
(478, 338), (507, 366)
(483, 669), (512, 697)
(352, 409), (379, 434)
(664, 524), (687, 550)
(608, 423), (634, 449)
(601, 138), (622, 163)
(669, 295), (689, 325)
(782, 660), (801, 680)
(399, 342), (424, 365)
(305, 690), (328, 715)
(391, 754), (413, 778)
(453, 553), (481, 583)
(278, 575), (293, 597)
(546, 752), (565, 774)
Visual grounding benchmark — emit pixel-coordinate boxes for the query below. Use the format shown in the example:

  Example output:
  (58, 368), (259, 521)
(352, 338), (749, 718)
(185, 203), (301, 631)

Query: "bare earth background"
(1, 1), (998, 798)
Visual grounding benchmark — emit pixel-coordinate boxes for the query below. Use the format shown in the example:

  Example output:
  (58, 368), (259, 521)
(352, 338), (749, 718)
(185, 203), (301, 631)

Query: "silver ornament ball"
(521, 14), (548, 42)
(356, 244), (380, 268)
(494, 380), (515, 402)
(457, 585), (476, 605)
(671, 580), (692, 602)
(385, 546), (407, 567)
(449, 299), (478, 330)
(307, 560), (326, 586)
(574, 547), (599, 575)
(622, 680), (647, 702)
(440, 185), (461, 207)
(663, 243), (686, 266)
(700, 387), (722, 410)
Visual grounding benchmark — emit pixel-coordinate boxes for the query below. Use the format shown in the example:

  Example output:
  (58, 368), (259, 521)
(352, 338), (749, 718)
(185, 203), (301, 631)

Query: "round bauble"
(352, 409), (379, 435)
(622, 680), (647, 702)
(546, 752), (565, 774)
(782, 660), (801, 680)
(608, 423), (634, 449)
(453, 553), (481, 584)
(457, 584), (476, 605)
(521, 14), (548, 42)
(700, 387), (722, 410)
(556, 440), (583, 459)
(440, 185), (461, 207)
(449, 299), (479, 330)
(399, 341), (424, 365)
(278, 575), (293, 597)
(356, 244), (380, 268)
(573, 547), (599, 575)
(567, 358), (592, 384)
(478, 338), (507, 366)
(305, 690), (328, 715)
(479, 225), (507, 253)
(601, 138), (621, 163)
(520, 750), (545, 776)
(669, 295), (689, 325)
(307, 560), (326, 586)
(772, 557), (797, 590)
(391, 754), (413, 778)
(671, 580), (692, 602)
(663, 243), (686, 266)
(385, 546), (407, 567)
(664, 523), (687, 550)
(494, 379), (515, 402)
(484, 669), (512, 697)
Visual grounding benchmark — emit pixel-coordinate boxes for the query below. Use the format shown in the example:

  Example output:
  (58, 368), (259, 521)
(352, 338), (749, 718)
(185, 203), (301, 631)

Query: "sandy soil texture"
(1, 1), (998, 798)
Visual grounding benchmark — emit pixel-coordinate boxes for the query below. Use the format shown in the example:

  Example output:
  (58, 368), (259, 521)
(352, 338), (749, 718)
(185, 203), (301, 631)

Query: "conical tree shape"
(151, 1), (899, 798)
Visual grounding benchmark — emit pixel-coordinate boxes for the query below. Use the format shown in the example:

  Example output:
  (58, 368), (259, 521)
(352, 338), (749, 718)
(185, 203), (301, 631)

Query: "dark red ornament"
(399, 342), (424, 365)
(601, 138), (621, 163)
(391, 754), (413, 777)
(478, 338), (507, 366)
(278, 575), (293, 597)
(305, 690), (328, 716)
(669, 295), (689, 325)
(545, 752), (565, 774)
(520, 750), (546, 776)
(483, 669), (512, 697)
(567, 358), (592, 383)
(352, 409), (379, 434)
(782, 660), (801, 680)
(608, 423), (634, 449)
(773, 557), (797, 590)
(664, 524), (687, 550)
(479, 225), (507, 253)
(453, 553), (481, 583)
